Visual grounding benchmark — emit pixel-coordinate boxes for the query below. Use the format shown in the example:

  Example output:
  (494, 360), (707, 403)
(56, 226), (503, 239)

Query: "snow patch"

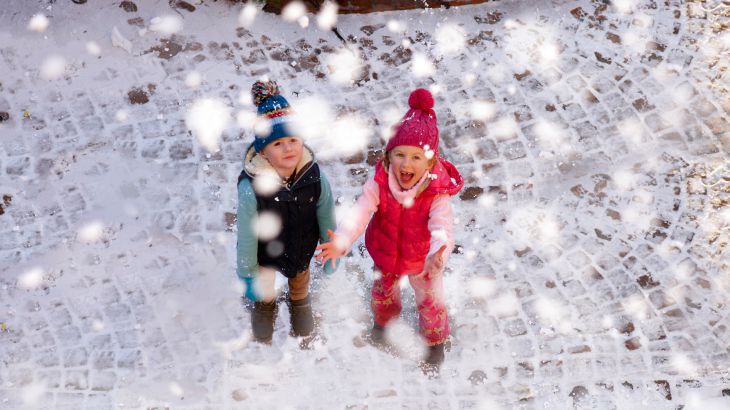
(111, 26), (133, 54)
(149, 15), (183, 35)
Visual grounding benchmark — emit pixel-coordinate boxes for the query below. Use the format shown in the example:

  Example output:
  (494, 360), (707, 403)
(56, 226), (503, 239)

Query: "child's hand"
(423, 245), (447, 275)
(316, 229), (346, 270)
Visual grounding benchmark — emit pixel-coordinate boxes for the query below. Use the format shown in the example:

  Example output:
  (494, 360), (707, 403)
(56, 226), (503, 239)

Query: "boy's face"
(261, 136), (303, 178)
(388, 145), (435, 190)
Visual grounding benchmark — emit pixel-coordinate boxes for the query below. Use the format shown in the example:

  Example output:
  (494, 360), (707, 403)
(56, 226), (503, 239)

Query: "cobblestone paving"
(0, 0), (728, 408)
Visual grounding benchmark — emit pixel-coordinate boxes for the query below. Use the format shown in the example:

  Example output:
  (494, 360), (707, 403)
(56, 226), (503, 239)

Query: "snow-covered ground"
(0, 0), (728, 408)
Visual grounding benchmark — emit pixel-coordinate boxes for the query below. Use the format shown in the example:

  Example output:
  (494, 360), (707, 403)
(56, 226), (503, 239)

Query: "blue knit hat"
(251, 80), (292, 152)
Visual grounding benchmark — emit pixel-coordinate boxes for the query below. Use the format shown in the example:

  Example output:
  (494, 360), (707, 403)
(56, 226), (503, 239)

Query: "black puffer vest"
(238, 162), (322, 278)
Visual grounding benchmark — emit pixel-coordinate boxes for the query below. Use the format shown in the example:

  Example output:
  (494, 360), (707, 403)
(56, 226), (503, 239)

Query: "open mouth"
(399, 171), (415, 185)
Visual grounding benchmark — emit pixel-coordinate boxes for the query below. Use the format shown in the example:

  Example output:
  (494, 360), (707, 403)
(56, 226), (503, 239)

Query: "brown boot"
(251, 301), (277, 344)
(420, 343), (445, 375)
(288, 296), (314, 337)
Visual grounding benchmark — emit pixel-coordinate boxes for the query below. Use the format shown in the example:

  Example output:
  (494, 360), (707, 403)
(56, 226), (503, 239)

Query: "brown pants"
(256, 267), (310, 302)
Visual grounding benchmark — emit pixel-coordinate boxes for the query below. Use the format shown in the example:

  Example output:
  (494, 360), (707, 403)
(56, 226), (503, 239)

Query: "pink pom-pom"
(408, 88), (434, 111)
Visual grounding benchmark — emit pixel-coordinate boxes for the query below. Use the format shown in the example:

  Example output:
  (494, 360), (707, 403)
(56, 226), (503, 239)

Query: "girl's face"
(261, 136), (303, 178)
(388, 145), (435, 190)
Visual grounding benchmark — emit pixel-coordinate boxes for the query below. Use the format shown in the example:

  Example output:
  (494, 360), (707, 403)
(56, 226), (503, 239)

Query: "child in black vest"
(236, 80), (336, 345)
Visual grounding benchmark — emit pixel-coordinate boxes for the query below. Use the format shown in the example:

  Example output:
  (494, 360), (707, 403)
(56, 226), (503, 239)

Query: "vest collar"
(387, 162), (431, 206)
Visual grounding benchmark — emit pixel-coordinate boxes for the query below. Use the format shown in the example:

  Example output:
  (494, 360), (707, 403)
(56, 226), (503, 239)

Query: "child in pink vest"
(317, 88), (463, 373)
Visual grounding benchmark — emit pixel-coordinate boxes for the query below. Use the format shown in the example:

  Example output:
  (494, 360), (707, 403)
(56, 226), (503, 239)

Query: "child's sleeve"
(336, 178), (380, 251)
(236, 179), (259, 279)
(427, 194), (455, 264)
(316, 172), (337, 273)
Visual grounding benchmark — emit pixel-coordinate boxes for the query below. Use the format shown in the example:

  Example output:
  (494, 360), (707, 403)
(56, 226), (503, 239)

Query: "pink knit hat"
(386, 88), (439, 157)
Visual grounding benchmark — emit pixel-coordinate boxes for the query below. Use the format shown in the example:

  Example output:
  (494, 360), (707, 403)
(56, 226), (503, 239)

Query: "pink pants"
(371, 269), (449, 346)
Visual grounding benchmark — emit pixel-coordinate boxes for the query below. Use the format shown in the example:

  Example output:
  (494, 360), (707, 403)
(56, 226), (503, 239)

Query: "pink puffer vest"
(365, 158), (463, 275)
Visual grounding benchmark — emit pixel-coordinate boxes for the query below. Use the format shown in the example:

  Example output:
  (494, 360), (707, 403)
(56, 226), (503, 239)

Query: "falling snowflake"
(423, 144), (435, 160)
(92, 320), (105, 332)
(326, 47), (362, 84)
(489, 116), (518, 141)
(316, 1), (338, 30)
(253, 116), (272, 138)
(85, 41), (101, 56)
(318, 115), (371, 159)
(282, 1), (306, 23)
(671, 354), (698, 377)
(252, 169), (281, 196)
(78, 221), (104, 242)
(490, 291), (519, 316)
(622, 294), (649, 320)
(612, 169), (635, 191)
(21, 382), (46, 406)
(535, 119), (569, 154)
(612, 0), (635, 13)
(387, 20), (406, 33)
(478, 193), (497, 208)
(289, 96), (370, 159)
(435, 24), (466, 56)
(470, 101), (496, 122)
(115, 109), (129, 122)
(411, 53), (435, 78)
(238, 3), (258, 27)
(384, 319), (427, 359)
(168, 382), (184, 398)
(467, 277), (497, 299)
(40, 56), (66, 80)
(185, 98), (231, 153)
(185, 71), (202, 88)
(538, 41), (560, 64)
(463, 72), (477, 87)
(253, 211), (282, 241)
(27, 14), (49, 32)
(18, 267), (44, 290)
(537, 216), (560, 243)
(236, 110), (257, 129)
